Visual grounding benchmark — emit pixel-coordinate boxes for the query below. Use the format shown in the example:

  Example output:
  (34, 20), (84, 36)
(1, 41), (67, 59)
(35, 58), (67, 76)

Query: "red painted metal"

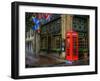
(65, 31), (78, 61)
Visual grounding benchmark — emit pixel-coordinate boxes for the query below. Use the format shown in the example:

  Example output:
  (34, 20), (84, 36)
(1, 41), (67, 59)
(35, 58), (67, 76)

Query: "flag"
(45, 13), (51, 21)
(32, 17), (40, 30)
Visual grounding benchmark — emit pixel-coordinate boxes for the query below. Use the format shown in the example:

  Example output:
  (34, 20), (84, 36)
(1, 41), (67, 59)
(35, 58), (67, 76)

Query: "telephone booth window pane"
(67, 37), (70, 48)
(73, 49), (77, 56)
(66, 37), (70, 56)
(73, 37), (77, 49)
(73, 37), (77, 56)
(67, 49), (70, 56)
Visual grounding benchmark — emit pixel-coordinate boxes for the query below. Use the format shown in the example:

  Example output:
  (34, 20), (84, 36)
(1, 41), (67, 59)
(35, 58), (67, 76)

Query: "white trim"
(19, 5), (95, 76)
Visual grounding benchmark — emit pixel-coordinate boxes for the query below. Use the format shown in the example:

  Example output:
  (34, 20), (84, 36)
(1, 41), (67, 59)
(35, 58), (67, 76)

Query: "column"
(60, 14), (73, 59)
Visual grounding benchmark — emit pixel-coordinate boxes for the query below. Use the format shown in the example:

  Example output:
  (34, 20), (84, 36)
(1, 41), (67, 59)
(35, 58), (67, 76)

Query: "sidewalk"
(26, 52), (89, 68)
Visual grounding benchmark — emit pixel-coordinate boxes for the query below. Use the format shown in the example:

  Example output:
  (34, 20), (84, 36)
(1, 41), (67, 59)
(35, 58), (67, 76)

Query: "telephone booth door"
(65, 31), (78, 61)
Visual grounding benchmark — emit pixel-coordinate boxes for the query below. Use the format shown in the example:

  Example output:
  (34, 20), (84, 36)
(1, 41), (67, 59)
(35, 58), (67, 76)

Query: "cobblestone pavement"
(26, 53), (89, 68)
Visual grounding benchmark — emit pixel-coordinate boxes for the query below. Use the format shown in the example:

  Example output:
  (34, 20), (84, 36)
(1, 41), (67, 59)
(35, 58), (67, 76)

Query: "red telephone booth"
(65, 31), (78, 61)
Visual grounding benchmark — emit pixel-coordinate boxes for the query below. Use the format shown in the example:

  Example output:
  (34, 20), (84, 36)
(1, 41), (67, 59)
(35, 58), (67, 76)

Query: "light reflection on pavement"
(26, 52), (89, 68)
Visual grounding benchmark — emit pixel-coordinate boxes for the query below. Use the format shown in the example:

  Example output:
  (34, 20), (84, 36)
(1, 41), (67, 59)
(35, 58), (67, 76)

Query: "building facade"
(25, 14), (89, 60)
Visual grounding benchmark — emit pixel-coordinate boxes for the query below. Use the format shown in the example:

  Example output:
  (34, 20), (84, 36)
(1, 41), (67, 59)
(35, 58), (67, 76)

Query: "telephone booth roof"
(66, 31), (78, 36)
